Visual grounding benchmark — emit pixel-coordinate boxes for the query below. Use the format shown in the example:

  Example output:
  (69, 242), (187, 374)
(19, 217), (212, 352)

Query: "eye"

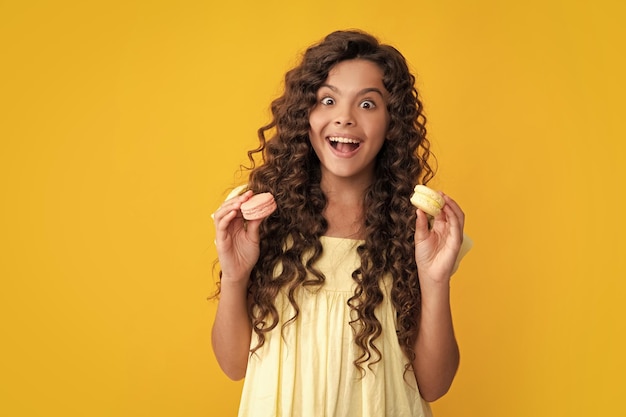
(320, 96), (335, 106)
(360, 100), (376, 109)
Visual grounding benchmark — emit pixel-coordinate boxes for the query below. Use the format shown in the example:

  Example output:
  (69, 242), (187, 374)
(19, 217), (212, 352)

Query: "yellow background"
(1, 1), (625, 416)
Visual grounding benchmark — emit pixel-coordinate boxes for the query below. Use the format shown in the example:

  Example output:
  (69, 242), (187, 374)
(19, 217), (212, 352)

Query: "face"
(308, 59), (390, 184)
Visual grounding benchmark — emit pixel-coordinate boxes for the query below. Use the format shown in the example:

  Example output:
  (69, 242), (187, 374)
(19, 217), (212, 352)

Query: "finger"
(442, 194), (465, 228)
(213, 195), (246, 223)
(239, 189), (254, 201)
(215, 206), (238, 229)
(441, 204), (463, 247)
(414, 208), (431, 243)
(245, 218), (262, 244)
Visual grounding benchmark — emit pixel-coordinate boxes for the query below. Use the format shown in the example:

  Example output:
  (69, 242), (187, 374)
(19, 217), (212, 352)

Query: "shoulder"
(225, 184), (248, 201)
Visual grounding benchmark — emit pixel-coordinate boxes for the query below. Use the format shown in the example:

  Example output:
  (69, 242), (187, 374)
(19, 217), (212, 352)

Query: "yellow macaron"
(410, 185), (445, 217)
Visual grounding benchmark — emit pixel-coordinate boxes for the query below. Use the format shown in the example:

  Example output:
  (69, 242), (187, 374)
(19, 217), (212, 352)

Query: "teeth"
(328, 136), (359, 144)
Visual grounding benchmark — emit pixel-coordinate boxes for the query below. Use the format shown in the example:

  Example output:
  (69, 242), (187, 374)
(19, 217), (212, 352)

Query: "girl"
(212, 30), (466, 417)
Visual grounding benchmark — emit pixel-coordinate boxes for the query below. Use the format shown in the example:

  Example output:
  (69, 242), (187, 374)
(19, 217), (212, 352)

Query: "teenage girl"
(212, 30), (466, 417)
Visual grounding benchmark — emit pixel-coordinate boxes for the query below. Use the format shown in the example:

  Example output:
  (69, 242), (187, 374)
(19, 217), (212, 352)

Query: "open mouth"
(328, 136), (361, 153)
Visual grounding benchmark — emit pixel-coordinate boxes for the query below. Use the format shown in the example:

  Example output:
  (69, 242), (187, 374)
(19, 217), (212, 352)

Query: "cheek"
(308, 110), (323, 133)
(374, 114), (390, 138)
(307, 111), (324, 149)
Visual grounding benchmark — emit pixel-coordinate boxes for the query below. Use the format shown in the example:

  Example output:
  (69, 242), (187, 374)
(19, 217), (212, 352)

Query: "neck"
(320, 172), (372, 240)
(319, 169), (373, 203)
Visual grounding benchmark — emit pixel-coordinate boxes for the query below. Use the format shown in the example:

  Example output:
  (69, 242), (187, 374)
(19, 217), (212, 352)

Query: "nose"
(333, 104), (355, 126)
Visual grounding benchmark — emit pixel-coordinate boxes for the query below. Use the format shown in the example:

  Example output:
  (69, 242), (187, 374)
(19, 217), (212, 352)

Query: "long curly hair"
(239, 30), (434, 373)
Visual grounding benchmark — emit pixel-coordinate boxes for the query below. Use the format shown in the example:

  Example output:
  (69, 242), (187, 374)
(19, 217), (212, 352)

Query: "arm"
(412, 275), (459, 402)
(210, 190), (261, 380)
(212, 281), (252, 380)
(412, 193), (464, 401)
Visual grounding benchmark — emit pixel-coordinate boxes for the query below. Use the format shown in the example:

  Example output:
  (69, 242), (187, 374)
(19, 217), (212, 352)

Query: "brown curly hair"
(237, 30), (435, 373)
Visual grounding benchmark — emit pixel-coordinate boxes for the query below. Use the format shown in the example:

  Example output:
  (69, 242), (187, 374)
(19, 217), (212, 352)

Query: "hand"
(414, 193), (465, 284)
(212, 190), (263, 284)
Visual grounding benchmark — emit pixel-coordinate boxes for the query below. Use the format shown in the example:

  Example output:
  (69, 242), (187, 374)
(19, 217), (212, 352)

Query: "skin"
(211, 59), (464, 402)
(211, 190), (258, 380)
(413, 193), (463, 401)
(308, 59), (389, 239)
(308, 59), (390, 187)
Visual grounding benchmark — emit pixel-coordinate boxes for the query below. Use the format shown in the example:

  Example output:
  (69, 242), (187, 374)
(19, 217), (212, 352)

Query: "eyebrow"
(319, 83), (386, 98)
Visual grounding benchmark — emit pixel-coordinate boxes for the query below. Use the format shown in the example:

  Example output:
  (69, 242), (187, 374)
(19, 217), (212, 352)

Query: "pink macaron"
(240, 192), (277, 220)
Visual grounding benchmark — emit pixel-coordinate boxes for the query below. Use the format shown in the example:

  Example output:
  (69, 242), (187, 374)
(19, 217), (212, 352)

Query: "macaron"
(410, 185), (445, 217)
(240, 192), (277, 221)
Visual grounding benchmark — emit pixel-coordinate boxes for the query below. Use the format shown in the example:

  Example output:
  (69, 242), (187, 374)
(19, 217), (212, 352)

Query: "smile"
(327, 136), (361, 154)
